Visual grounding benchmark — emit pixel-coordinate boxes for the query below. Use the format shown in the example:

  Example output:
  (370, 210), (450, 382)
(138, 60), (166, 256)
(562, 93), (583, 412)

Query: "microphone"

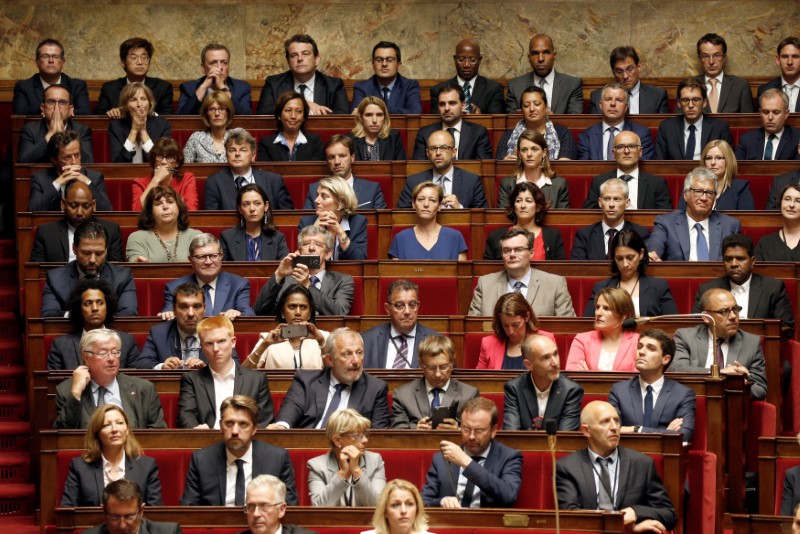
(545, 418), (560, 534)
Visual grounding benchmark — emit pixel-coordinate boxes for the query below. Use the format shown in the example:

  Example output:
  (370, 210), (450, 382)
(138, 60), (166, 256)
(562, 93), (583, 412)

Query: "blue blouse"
(388, 226), (468, 260)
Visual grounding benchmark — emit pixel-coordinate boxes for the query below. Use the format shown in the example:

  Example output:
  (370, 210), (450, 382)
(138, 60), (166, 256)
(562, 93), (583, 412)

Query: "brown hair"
(491, 292), (540, 341)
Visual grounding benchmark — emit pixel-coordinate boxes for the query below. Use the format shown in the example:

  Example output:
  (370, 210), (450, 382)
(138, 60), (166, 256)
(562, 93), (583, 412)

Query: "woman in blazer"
(220, 184), (289, 262)
(678, 140), (754, 211)
(567, 287), (639, 371)
(109, 82), (172, 163)
(583, 229), (678, 317)
(299, 175), (368, 260)
(257, 91), (324, 162)
(60, 405), (162, 507)
(497, 129), (570, 209)
(349, 96), (407, 161)
(307, 408), (386, 506)
(132, 137), (198, 211)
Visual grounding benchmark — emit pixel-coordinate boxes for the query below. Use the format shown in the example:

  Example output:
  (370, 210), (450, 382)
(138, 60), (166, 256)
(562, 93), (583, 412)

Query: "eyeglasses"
(44, 99), (70, 108)
(85, 350), (121, 359)
(455, 56), (479, 65)
(501, 247), (529, 256)
(679, 97), (704, 106)
(38, 54), (63, 61)
(688, 188), (717, 198)
(127, 55), (150, 64)
(427, 145), (454, 153)
(244, 502), (284, 514)
(462, 425), (491, 437)
(191, 253), (221, 262)
(710, 305), (742, 316)
(613, 144), (641, 152)
(612, 65), (637, 77)
(699, 53), (725, 61)
(373, 56), (397, 64)
(105, 512), (140, 523)
(389, 301), (419, 311)
(340, 430), (370, 440)
(422, 363), (453, 373)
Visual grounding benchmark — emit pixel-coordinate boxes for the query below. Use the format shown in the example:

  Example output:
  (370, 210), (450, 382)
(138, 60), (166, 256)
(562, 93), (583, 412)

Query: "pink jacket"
(476, 329), (557, 369)
(565, 330), (639, 371)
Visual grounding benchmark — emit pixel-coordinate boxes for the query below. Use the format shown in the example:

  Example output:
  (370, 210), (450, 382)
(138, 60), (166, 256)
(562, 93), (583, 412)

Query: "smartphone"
(430, 406), (452, 429)
(281, 324), (309, 339)
(292, 255), (321, 269)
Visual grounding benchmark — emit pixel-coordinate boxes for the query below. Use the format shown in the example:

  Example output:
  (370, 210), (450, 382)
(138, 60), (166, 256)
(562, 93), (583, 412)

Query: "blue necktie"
(684, 124), (696, 160)
(381, 87), (390, 104)
(694, 223), (709, 261)
(235, 175), (247, 190)
(320, 383), (347, 429)
(764, 134), (777, 160)
(462, 82), (472, 111)
(643, 385), (653, 427)
(513, 281), (524, 293)
(310, 275), (320, 288)
(431, 388), (442, 409)
(203, 283), (213, 316)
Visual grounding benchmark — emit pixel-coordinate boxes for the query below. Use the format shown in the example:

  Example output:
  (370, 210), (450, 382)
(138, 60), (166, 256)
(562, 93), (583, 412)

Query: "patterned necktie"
(234, 458), (245, 506)
(462, 81), (472, 110)
(764, 134), (777, 160)
(393, 335), (409, 369)
(235, 175), (247, 190)
(320, 383), (347, 428)
(310, 275), (320, 288)
(185, 335), (198, 360)
(708, 78), (719, 113)
(96, 386), (107, 407)
(513, 281), (524, 293)
(643, 385), (654, 427)
(685, 124), (696, 160)
(203, 283), (213, 316)
(596, 457), (614, 511)
(694, 223), (709, 261)
(606, 126), (617, 160)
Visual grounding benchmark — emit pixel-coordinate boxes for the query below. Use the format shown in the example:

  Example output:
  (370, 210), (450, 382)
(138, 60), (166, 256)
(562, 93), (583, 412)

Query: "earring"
(240, 216), (245, 229)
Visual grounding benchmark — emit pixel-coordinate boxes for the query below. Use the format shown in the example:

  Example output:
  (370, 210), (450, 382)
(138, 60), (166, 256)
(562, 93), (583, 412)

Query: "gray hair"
(189, 233), (221, 256)
(298, 225), (334, 252)
(80, 329), (121, 355)
(246, 474), (286, 503)
(759, 88), (790, 110)
(599, 177), (629, 198)
(225, 127), (256, 151)
(601, 82), (629, 104)
(683, 167), (718, 191)
(323, 327), (363, 356)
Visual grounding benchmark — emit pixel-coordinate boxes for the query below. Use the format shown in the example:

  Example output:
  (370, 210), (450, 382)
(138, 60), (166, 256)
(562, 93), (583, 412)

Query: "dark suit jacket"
(257, 132), (325, 162)
(254, 271), (354, 316)
(483, 226), (564, 261)
(646, 210), (742, 261)
(13, 72), (91, 115)
(303, 176), (387, 210)
(497, 175), (570, 209)
(298, 213), (367, 260)
(29, 167), (113, 212)
(766, 169), (800, 209)
(275, 367), (389, 428)
(578, 120), (655, 160)
(570, 221), (651, 261)
(109, 116), (172, 163)
(430, 75), (505, 114)
(583, 275), (678, 318)
(506, 70), (583, 114)
(362, 322), (440, 369)
(131, 320), (205, 369)
(589, 83), (669, 114)
(204, 168), (294, 210)
(257, 70), (348, 115)
(691, 273), (795, 337)
(556, 446), (676, 528)
(391, 377), (479, 428)
(397, 168), (487, 209)
(181, 440), (297, 505)
(220, 227), (289, 261)
(95, 76), (174, 115)
(758, 77), (800, 112)
(162, 272), (255, 316)
(693, 74), (754, 113)
(42, 261), (138, 318)
(348, 130), (407, 161)
(30, 217), (123, 262)
(609, 376), (696, 443)
(411, 120), (493, 160)
(583, 170), (672, 210)
(18, 119), (93, 163)
(177, 76), (252, 115)
(655, 115), (734, 160)
(60, 454), (162, 506)
(178, 364), (274, 428)
(503, 374), (584, 430)
(734, 126), (800, 160)
(351, 74), (421, 114)
(83, 518), (181, 534)
(421, 440), (523, 507)
(47, 330), (139, 370)
(239, 528), (316, 534)
(54, 372), (166, 429)
(781, 465), (800, 515)
(677, 178), (754, 211)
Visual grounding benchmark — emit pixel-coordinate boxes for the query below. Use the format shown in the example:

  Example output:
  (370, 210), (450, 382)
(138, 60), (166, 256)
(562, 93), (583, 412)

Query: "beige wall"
(0, 1), (797, 82)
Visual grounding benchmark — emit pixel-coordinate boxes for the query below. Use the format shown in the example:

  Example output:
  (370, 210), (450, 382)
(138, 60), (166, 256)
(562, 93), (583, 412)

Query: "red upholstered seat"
(378, 278), (459, 316)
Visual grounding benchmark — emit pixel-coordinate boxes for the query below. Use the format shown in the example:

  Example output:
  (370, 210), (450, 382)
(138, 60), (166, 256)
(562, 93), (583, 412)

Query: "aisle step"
(0, 366), (25, 393)
(0, 339), (20, 366)
(0, 394), (26, 421)
(0, 240), (16, 258)
(0, 482), (35, 515)
(0, 452), (29, 481)
(0, 287), (17, 312)
(0, 312), (20, 341)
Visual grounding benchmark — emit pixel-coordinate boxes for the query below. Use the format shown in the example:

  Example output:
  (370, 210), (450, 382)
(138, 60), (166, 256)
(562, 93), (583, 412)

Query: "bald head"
(580, 401), (621, 457)
(528, 34), (557, 78)
(454, 39), (482, 81)
(62, 181), (96, 227)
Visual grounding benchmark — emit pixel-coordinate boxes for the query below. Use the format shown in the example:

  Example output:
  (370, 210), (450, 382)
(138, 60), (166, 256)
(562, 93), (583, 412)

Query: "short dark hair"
(47, 130), (81, 161)
(697, 33), (727, 55)
(276, 284), (317, 324)
(274, 91), (309, 131)
(66, 279), (117, 331)
(148, 137), (184, 180)
(173, 282), (203, 303)
(44, 83), (72, 104)
(74, 221), (108, 248)
(505, 181), (549, 226)
(119, 38), (153, 62)
(721, 233), (755, 257)
(220, 395), (260, 425)
(499, 227), (533, 249)
(677, 78), (708, 101)
(777, 37), (800, 55)
(102, 479), (143, 508)
(200, 43), (230, 64)
(639, 328), (676, 368)
(36, 38), (64, 59)
(387, 279), (418, 301)
(373, 41), (401, 62)
(284, 34), (319, 58)
(609, 46), (640, 69)
(436, 82), (465, 103)
(138, 185), (190, 231)
(610, 228), (649, 276)
(520, 85), (548, 107)
(236, 183), (278, 233)
(461, 397), (498, 429)
(324, 134), (354, 155)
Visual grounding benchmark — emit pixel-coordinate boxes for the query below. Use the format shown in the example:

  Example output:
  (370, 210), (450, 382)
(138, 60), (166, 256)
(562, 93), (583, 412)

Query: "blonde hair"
(353, 96), (391, 139)
(325, 408), (371, 448)
(197, 315), (235, 339)
(318, 176), (358, 216)
(372, 479), (428, 534)
(83, 405), (143, 463)
(118, 82), (155, 118)
(701, 139), (737, 195)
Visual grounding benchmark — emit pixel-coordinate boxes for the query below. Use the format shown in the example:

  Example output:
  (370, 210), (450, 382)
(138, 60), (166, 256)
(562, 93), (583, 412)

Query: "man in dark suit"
(13, 38), (91, 115)
(30, 181), (123, 262)
(556, 401), (676, 530)
(766, 167), (800, 209)
(95, 37), (173, 116)
(504, 334), (584, 430)
(257, 34), (348, 115)
(54, 330), (166, 429)
(254, 226), (354, 316)
(363, 279), (440, 369)
(397, 130), (487, 208)
(692, 234), (795, 337)
(204, 128), (293, 210)
(178, 316), (274, 428)
(303, 135), (386, 209)
(430, 40), (505, 114)
(694, 33), (754, 113)
(609, 329), (697, 443)
(646, 168), (741, 262)
(29, 130), (112, 212)
(82, 479), (181, 534)
(655, 78), (733, 160)
(267, 328), (389, 429)
(757, 37), (800, 112)
(392, 335), (478, 429)
(181, 395), (295, 505)
(351, 41), (421, 114)
(422, 397), (522, 508)
(178, 44), (252, 115)
(583, 130), (671, 210)
(18, 84), (93, 163)
(572, 178), (650, 260)
(579, 83), (654, 160)
(674, 288), (768, 399)
(506, 34), (583, 114)
(589, 46), (668, 114)
(242, 475), (318, 534)
(42, 221), (137, 317)
(412, 82), (492, 160)
(735, 89), (800, 161)
(160, 233), (255, 319)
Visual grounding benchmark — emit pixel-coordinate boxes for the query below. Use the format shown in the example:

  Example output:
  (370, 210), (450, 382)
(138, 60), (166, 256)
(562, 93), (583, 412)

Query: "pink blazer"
(565, 330), (639, 371)
(476, 329), (556, 369)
